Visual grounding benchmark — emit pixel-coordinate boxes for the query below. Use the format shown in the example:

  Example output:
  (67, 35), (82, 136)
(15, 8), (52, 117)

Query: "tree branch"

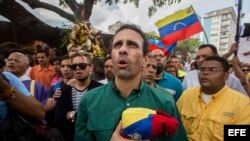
(64, 0), (80, 16)
(21, 0), (75, 22)
(83, 0), (94, 20)
(0, 0), (65, 47)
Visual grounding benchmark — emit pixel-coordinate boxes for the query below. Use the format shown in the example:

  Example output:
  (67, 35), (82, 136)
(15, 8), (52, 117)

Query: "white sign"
(238, 37), (250, 63)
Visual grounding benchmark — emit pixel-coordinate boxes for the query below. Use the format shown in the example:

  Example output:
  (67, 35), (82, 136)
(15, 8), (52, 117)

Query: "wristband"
(0, 87), (16, 101)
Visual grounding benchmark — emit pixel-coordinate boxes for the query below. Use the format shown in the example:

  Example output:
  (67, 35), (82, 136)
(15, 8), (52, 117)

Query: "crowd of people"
(0, 24), (249, 141)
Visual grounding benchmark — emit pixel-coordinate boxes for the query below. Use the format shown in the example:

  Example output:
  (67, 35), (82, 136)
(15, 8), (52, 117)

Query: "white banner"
(238, 36), (250, 63)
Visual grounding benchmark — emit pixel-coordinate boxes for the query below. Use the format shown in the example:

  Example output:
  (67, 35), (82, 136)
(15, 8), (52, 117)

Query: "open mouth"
(117, 59), (129, 68)
(7, 65), (15, 69)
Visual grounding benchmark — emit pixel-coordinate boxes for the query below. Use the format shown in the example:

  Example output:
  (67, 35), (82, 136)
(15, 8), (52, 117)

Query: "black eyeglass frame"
(70, 63), (90, 70)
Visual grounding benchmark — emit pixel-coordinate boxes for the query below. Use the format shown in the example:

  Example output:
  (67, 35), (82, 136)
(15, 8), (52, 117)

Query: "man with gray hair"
(5, 52), (49, 105)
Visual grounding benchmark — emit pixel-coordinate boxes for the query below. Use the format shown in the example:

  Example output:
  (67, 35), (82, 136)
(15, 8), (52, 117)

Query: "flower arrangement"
(66, 21), (105, 58)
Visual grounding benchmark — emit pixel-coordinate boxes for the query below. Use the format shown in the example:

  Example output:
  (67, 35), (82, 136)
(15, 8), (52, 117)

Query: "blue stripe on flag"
(158, 14), (199, 37)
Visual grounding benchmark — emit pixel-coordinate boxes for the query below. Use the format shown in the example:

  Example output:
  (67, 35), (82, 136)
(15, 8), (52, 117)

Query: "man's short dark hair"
(92, 57), (104, 68)
(36, 48), (50, 57)
(59, 55), (70, 65)
(203, 56), (230, 72)
(113, 24), (149, 56)
(198, 44), (218, 56)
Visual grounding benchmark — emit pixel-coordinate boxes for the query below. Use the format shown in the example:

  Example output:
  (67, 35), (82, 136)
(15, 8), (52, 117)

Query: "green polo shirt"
(75, 81), (188, 141)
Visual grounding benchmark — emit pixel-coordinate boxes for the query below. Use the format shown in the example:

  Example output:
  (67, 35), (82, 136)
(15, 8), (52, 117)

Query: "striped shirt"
(72, 87), (87, 111)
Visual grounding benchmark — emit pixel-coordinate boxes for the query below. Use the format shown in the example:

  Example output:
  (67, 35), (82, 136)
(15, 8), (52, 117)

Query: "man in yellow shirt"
(177, 56), (250, 141)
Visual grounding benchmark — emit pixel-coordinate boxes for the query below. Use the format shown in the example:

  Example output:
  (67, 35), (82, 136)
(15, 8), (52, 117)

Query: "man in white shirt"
(182, 44), (247, 95)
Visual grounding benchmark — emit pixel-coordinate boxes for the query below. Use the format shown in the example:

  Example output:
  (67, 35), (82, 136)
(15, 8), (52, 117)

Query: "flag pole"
(190, 5), (209, 44)
(235, 0), (242, 56)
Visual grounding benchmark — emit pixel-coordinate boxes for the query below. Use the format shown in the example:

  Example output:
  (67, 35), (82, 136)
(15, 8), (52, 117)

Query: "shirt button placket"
(126, 103), (130, 106)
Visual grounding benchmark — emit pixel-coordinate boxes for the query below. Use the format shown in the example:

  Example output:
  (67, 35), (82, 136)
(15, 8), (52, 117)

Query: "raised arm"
(0, 72), (45, 121)
(222, 42), (238, 59)
(231, 56), (250, 96)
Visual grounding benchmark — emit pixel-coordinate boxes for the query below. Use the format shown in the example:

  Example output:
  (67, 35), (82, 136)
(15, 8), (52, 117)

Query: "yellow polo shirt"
(177, 85), (250, 141)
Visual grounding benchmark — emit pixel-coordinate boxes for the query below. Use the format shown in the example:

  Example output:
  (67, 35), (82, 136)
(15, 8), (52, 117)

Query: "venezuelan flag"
(121, 108), (179, 140)
(146, 33), (176, 55)
(148, 38), (176, 55)
(156, 6), (203, 46)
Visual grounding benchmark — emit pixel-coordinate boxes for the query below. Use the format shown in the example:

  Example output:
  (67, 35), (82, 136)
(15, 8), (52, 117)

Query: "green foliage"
(58, 0), (182, 17)
(59, 0), (68, 8)
(177, 38), (201, 53)
(103, 0), (182, 17)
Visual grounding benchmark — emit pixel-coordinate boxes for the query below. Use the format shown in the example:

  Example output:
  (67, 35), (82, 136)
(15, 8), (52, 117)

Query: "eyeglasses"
(70, 63), (90, 70)
(6, 58), (22, 64)
(198, 67), (224, 74)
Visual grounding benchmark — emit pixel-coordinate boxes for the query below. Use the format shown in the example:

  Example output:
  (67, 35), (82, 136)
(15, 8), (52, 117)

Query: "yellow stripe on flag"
(122, 108), (156, 128)
(145, 32), (160, 39)
(156, 6), (194, 29)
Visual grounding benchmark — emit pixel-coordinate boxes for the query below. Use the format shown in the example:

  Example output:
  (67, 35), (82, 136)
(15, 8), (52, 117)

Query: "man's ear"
(224, 72), (229, 81)
(89, 64), (94, 72)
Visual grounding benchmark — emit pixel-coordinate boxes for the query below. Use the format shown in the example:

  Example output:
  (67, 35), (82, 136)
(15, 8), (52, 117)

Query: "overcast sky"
(1, 0), (250, 33)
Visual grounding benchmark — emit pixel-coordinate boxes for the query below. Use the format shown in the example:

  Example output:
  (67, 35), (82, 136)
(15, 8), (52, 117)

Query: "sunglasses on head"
(70, 63), (90, 70)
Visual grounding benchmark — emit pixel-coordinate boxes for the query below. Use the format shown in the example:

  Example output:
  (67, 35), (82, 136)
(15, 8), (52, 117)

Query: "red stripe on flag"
(161, 22), (202, 46)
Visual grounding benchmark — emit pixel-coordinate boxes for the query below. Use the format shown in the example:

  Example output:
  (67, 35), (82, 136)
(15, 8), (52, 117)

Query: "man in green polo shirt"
(74, 24), (188, 141)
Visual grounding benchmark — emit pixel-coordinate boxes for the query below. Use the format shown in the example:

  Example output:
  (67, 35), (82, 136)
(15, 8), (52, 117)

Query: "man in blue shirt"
(151, 49), (183, 101)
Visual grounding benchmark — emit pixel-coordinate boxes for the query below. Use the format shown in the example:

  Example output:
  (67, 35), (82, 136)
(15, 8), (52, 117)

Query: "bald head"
(6, 52), (30, 77)
(151, 49), (164, 55)
(150, 49), (167, 74)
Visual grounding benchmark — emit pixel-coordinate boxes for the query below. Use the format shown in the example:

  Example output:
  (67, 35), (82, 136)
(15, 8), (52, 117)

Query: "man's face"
(198, 60), (228, 91)
(36, 53), (49, 66)
(195, 47), (214, 68)
(49, 48), (56, 56)
(71, 56), (92, 81)
(170, 58), (179, 68)
(166, 67), (177, 77)
(60, 59), (73, 79)
(6, 53), (28, 77)
(151, 49), (166, 74)
(53, 60), (60, 74)
(68, 47), (78, 57)
(111, 29), (144, 79)
(142, 57), (157, 85)
(104, 59), (114, 81)
(241, 66), (250, 75)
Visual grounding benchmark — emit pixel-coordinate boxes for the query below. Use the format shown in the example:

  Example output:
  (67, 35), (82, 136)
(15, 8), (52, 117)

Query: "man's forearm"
(7, 90), (45, 121)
